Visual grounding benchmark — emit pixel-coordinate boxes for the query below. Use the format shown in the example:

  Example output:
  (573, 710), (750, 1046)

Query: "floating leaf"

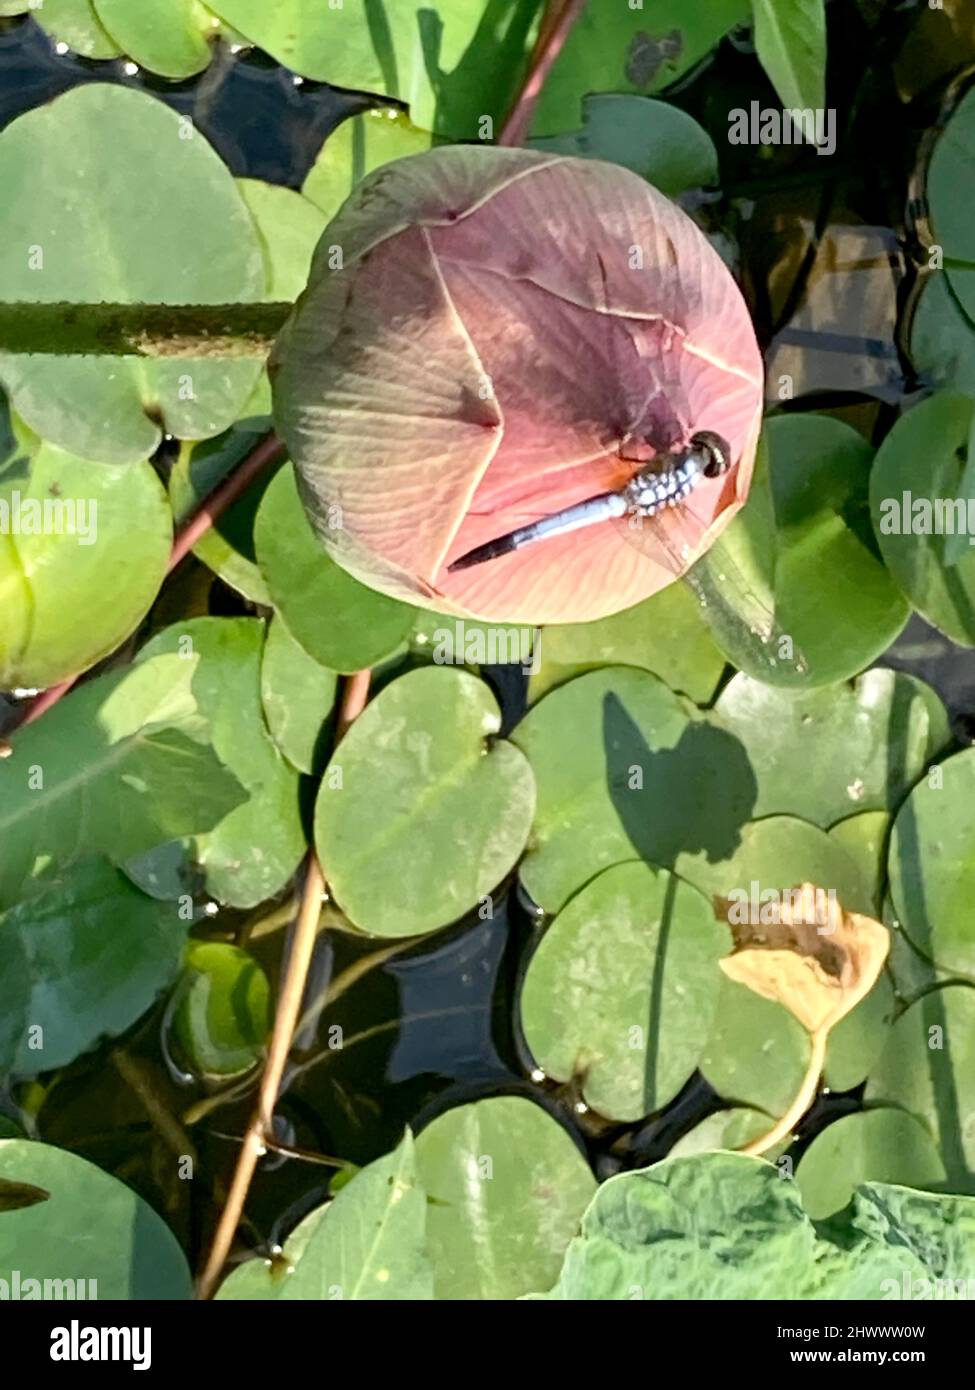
(511, 667), (756, 915)
(828, 811), (891, 913)
(415, 1096), (596, 1300)
(0, 1139), (192, 1298)
(316, 667), (535, 936)
(260, 615), (336, 775)
(529, 581), (725, 706)
(796, 1109), (947, 1220)
(870, 392), (975, 644)
(0, 654), (246, 904)
(36, 0), (120, 59)
(303, 108), (435, 222)
(137, 618), (305, 909)
(669, 1108), (791, 1161)
(172, 941), (270, 1078)
(529, 94), (718, 195)
(255, 465), (415, 673)
(0, 443), (172, 688)
(529, 0), (750, 139)
(93, 0), (214, 78)
(217, 1133), (433, 1300)
(273, 146), (764, 625)
(0, 857), (189, 1077)
(0, 84), (265, 463)
(521, 861), (728, 1121)
(927, 84), (975, 322)
(909, 272), (975, 398)
(751, 0), (827, 111)
(887, 747), (975, 978)
(714, 670), (949, 828)
(865, 983), (975, 1185)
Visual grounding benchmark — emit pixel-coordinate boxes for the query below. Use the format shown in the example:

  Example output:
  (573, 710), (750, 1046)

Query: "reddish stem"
(498, 0), (589, 147)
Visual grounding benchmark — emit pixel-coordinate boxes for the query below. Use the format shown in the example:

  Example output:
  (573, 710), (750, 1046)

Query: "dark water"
(3, 3), (975, 1270)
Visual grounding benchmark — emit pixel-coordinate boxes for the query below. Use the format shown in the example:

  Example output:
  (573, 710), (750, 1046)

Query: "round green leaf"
(511, 667), (756, 914)
(888, 747), (975, 978)
(0, 443), (172, 688)
(414, 1096), (596, 1300)
(35, 0), (121, 58)
(255, 465), (415, 673)
(824, 970), (895, 1094)
(713, 414), (908, 687)
(0, 857), (189, 1077)
(529, 581), (725, 707)
(865, 984), (975, 1186)
(93, 0), (214, 78)
(168, 422), (277, 605)
(928, 84), (975, 321)
(530, 94), (718, 195)
(521, 862), (728, 1121)
(172, 940), (269, 1078)
(529, 0), (750, 138)
(208, 0), (541, 138)
(828, 811), (891, 913)
(0, 1139), (191, 1298)
(870, 391), (975, 644)
(714, 669), (949, 829)
(909, 272), (975, 398)
(260, 615), (336, 775)
(796, 1109), (947, 1220)
(669, 1108), (791, 1161)
(0, 84), (265, 463)
(316, 667), (535, 936)
(303, 108), (435, 222)
(237, 178), (329, 302)
(700, 975), (809, 1117)
(216, 1133), (433, 1300)
(137, 618), (305, 908)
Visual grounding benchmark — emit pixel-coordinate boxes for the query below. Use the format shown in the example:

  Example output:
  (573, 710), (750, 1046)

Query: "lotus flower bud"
(272, 146), (763, 625)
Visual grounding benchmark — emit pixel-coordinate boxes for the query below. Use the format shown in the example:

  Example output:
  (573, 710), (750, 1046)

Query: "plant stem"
(195, 669), (372, 1300)
(739, 1026), (828, 1157)
(498, 0), (589, 147)
(0, 302), (291, 357)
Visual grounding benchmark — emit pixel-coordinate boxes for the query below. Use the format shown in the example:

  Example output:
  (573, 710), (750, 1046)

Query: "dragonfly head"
(688, 431), (732, 479)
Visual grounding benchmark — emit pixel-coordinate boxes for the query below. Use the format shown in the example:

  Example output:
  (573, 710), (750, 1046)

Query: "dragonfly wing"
(612, 505), (807, 676)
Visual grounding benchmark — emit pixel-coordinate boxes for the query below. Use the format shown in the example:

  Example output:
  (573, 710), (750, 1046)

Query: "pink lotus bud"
(272, 146), (763, 626)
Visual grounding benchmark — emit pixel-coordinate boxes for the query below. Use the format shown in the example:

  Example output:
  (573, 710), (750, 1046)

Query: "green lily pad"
(0, 653), (246, 904)
(237, 177), (328, 301)
(414, 1096), (596, 1300)
(909, 272), (975, 398)
(538, 1152), (975, 1300)
(870, 391), (975, 645)
(303, 108), (436, 222)
(529, 581), (725, 706)
(828, 811), (891, 913)
(216, 1133), (433, 1300)
(172, 940), (270, 1078)
(700, 974), (809, 1117)
(521, 861), (730, 1121)
(35, 0), (121, 58)
(208, 0), (542, 138)
(927, 84), (975, 322)
(0, 1139), (192, 1298)
(0, 443), (172, 688)
(0, 84), (265, 463)
(796, 1109), (947, 1220)
(260, 615), (336, 775)
(824, 969), (895, 1094)
(511, 667), (756, 915)
(316, 667), (534, 936)
(751, 0), (827, 111)
(669, 1108), (790, 1161)
(865, 984), (975, 1187)
(255, 465), (415, 673)
(529, 0), (750, 139)
(888, 747), (975, 978)
(529, 94), (718, 195)
(714, 670), (949, 829)
(93, 0), (214, 77)
(711, 414), (908, 688)
(168, 421), (278, 605)
(137, 618), (305, 909)
(0, 857), (189, 1077)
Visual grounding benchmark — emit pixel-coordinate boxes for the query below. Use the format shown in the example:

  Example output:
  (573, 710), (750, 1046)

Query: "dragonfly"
(448, 429), (806, 677)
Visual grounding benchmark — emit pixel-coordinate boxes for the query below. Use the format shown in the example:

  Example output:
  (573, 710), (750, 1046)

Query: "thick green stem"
(0, 301), (293, 357)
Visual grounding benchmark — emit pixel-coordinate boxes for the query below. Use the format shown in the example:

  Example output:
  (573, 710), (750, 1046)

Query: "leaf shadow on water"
(601, 691), (756, 1117)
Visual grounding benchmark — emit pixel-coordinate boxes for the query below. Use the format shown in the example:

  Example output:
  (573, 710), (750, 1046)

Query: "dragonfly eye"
(690, 430), (732, 478)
